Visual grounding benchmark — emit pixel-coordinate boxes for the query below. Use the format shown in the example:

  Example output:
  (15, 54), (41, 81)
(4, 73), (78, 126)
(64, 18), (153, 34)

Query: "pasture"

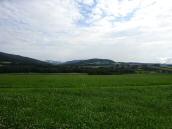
(0, 74), (172, 129)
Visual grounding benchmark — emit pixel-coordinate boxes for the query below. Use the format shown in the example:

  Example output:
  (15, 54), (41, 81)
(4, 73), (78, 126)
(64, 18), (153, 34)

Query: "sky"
(0, 0), (172, 63)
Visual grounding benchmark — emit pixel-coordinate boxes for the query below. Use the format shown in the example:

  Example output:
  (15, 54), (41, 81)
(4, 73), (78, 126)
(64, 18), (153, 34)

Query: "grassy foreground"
(0, 74), (172, 129)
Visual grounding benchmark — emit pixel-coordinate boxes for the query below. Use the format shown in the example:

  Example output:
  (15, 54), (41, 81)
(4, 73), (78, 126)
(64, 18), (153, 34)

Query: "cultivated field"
(0, 74), (172, 129)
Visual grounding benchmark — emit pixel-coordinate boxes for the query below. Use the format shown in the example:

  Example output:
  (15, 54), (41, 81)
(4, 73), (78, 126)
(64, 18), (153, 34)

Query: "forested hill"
(0, 51), (172, 74)
(0, 52), (49, 66)
(0, 52), (51, 73)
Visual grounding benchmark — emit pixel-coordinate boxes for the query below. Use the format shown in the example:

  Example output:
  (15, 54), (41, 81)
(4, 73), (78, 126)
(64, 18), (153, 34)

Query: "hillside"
(0, 52), (52, 73)
(0, 52), (49, 66)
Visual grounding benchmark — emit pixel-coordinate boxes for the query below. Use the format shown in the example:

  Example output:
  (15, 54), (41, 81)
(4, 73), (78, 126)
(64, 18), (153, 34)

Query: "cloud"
(160, 57), (172, 64)
(0, 0), (172, 63)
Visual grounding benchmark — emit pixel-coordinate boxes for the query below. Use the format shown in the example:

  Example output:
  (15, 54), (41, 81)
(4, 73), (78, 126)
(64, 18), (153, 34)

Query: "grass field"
(0, 74), (172, 129)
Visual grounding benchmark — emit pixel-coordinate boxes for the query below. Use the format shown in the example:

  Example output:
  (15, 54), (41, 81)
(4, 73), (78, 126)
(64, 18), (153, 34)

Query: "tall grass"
(0, 74), (172, 129)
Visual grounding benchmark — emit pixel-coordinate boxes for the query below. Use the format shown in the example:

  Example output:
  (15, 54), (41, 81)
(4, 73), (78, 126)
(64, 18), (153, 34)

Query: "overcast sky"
(0, 0), (172, 63)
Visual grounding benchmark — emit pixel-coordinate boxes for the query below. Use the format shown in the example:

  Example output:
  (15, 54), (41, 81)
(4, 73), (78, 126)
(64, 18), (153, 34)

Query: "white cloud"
(160, 57), (172, 64)
(83, 0), (95, 5)
(0, 0), (172, 63)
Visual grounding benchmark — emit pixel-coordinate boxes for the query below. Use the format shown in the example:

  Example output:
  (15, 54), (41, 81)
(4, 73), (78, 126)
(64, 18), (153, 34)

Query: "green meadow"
(0, 74), (172, 129)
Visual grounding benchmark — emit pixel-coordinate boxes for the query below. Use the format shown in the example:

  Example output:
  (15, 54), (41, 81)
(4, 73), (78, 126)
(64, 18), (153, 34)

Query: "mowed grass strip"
(0, 74), (172, 129)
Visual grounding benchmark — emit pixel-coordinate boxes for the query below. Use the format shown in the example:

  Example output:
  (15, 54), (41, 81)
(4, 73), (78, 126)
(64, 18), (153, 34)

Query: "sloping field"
(0, 74), (172, 129)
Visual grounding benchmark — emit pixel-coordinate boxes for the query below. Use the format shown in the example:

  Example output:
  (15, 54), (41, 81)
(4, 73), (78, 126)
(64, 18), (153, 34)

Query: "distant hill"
(63, 58), (115, 66)
(45, 60), (62, 65)
(63, 60), (83, 65)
